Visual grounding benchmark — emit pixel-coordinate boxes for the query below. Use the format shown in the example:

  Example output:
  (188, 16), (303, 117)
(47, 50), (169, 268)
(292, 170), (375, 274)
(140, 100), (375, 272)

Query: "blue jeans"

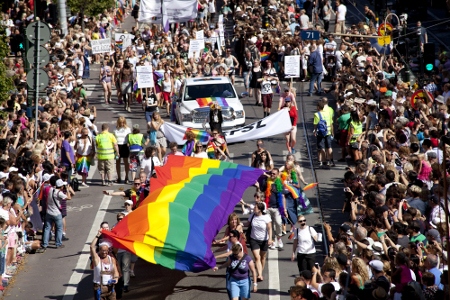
(42, 213), (63, 248)
(229, 277), (250, 298)
(0, 252), (5, 275)
(309, 72), (322, 94)
(145, 111), (154, 123)
(243, 71), (252, 90)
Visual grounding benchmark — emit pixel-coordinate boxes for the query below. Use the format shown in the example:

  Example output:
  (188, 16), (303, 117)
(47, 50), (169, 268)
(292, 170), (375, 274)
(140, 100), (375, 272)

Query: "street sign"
(27, 46), (50, 67)
(301, 30), (320, 41)
(26, 22), (51, 45)
(27, 69), (49, 91)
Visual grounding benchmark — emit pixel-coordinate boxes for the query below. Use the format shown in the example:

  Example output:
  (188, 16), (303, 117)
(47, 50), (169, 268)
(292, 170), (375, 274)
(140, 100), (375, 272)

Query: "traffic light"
(423, 43), (435, 72)
(262, 14), (269, 29)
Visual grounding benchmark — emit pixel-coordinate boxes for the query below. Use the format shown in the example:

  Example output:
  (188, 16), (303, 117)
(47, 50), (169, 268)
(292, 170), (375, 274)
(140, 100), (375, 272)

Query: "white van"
(175, 77), (245, 129)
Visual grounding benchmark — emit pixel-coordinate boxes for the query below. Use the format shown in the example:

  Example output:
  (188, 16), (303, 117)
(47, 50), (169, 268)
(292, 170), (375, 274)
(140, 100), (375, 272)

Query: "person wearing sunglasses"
(291, 216), (319, 275)
(102, 179), (143, 209)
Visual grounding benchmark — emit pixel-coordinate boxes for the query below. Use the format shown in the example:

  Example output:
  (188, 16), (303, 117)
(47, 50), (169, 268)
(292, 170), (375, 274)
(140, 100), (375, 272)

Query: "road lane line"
(62, 194), (113, 300)
(268, 249), (281, 300)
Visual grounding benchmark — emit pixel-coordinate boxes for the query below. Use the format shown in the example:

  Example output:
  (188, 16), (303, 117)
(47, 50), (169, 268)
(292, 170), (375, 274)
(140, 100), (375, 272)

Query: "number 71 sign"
(301, 30), (320, 41)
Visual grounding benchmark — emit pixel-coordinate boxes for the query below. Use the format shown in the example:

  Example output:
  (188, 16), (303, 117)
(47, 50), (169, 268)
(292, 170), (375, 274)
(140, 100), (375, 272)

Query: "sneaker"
(329, 161), (335, 167)
(130, 270), (135, 278)
(307, 93), (312, 97)
(36, 247), (46, 253)
(62, 235), (69, 241)
(81, 182), (89, 187)
(56, 244), (65, 249)
(291, 149), (296, 154)
(269, 244), (277, 250)
(278, 239), (284, 249)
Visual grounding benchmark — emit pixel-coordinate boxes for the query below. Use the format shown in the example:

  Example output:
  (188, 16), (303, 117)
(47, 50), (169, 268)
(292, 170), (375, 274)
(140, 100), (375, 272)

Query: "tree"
(67, 0), (116, 19)
(0, 12), (16, 106)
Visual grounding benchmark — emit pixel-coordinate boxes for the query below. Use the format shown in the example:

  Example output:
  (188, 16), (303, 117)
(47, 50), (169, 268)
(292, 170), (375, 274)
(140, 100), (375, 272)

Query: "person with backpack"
(313, 101), (334, 167)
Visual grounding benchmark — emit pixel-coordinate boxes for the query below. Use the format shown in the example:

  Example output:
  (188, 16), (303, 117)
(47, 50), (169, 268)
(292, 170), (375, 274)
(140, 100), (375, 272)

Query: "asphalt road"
(5, 3), (450, 299)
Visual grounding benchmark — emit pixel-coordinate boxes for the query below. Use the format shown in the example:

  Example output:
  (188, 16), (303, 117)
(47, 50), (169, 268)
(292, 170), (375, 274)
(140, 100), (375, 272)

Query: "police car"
(175, 77), (245, 129)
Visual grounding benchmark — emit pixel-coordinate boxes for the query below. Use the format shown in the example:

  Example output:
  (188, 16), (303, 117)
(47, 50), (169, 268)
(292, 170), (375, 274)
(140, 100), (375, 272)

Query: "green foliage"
(66, 0), (116, 16)
(0, 13), (16, 105)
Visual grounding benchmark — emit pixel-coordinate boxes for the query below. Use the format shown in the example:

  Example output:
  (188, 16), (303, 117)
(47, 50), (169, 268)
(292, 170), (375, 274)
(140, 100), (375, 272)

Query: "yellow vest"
(96, 132), (116, 160)
(350, 120), (363, 143)
(128, 133), (144, 153)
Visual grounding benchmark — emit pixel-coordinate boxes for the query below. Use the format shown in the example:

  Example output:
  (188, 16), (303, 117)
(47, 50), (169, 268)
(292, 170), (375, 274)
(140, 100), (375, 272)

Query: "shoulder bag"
(245, 214), (255, 242)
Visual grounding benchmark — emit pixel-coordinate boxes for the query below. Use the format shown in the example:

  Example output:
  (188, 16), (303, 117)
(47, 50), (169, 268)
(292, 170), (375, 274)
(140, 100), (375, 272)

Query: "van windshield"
(184, 83), (236, 100)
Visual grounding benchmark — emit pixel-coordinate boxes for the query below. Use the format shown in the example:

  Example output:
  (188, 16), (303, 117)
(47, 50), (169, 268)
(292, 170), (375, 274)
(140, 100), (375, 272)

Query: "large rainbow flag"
(196, 97), (229, 108)
(102, 156), (263, 272)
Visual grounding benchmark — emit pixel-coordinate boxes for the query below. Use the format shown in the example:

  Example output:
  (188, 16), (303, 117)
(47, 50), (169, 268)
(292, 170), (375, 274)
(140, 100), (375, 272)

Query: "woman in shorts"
(149, 112), (167, 162)
(246, 202), (272, 282)
(99, 57), (113, 104)
(161, 72), (174, 117)
(114, 117), (131, 183)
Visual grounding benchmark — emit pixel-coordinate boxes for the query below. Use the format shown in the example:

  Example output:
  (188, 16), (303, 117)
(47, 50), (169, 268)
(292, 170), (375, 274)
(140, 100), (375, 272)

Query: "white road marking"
(62, 195), (113, 300)
(268, 249), (281, 300)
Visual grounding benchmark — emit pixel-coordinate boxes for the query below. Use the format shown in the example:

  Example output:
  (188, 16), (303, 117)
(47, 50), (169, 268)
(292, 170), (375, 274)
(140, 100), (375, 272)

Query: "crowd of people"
(2, 0), (450, 299)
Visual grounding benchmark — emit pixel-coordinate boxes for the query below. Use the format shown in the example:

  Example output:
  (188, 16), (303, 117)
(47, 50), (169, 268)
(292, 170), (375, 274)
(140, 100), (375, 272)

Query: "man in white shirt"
(335, 0), (347, 36)
(324, 35), (337, 58)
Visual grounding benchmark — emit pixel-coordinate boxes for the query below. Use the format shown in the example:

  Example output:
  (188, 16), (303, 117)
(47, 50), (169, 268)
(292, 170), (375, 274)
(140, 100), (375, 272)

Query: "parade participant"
(75, 127), (95, 187)
(250, 60), (263, 106)
(149, 112), (167, 162)
(161, 72), (174, 117)
(100, 57), (113, 104)
(245, 202), (272, 283)
(258, 72), (278, 118)
(251, 140), (273, 168)
(127, 124), (147, 181)
(291, 216), (318, 274)
(284, 98), (298, 154)
(114, 117), (131, 184)
(90, 232), (119, 300)
(96, 123), (120, 186)
(213, 243), (257, 300)
(119, 61), (134, 112)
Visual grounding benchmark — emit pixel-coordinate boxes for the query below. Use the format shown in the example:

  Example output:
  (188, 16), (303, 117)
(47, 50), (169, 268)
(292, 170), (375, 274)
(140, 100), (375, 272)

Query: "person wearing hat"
(278, 87), (297, 111)
(73, 79), (87, 100)
(368, 260), (390, 293)
(37, 178), (69, 252)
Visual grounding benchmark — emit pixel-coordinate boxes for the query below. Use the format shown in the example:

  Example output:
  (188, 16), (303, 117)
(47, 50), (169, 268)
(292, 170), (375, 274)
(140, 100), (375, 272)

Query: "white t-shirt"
(140, 156), (153, 175)
(337, 4), (347, 21)
(317, 282), (340, 297)
(261, 80), (273, 95)
(249, 214), (271, 241)
(294, 226), (317, 254)
(300, 14), (309, 30)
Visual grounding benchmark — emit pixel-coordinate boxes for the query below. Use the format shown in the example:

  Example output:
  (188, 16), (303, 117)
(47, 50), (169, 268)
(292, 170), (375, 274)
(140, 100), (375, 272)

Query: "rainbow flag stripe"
(260, 52), (270, 61)
(102, 156), (263, 272)
(284, 183), (300, 199)
(196, 97), (229, 108)
(184, 128), (210, 143)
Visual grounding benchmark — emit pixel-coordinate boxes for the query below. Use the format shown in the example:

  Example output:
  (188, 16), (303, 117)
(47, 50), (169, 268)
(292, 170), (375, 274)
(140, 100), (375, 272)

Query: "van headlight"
(235, 110), (244, 118)
(182, 113), (192, 121)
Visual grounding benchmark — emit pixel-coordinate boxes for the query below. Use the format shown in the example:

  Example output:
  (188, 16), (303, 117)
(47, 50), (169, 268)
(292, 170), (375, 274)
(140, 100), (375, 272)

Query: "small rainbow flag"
(116, 40), (123, 49)
(101, 156), (264, 272)
(184, 128), (210, 143)
(135, 89), (142, 103)
(284, 183), (300, 199)
(303, 182), (318, 191)
(196, 97), (229, 108)
(260, 52), (270, 61)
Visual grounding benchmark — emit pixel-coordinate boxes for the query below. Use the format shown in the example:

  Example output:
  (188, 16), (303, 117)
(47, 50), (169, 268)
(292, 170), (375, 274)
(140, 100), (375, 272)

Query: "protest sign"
(91, 39), (111, 54)
(136, 66), (154, 88)
(284, 55), (301, 78)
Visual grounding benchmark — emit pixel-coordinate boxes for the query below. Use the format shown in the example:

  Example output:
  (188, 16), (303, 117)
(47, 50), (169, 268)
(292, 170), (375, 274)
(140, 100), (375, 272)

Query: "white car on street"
(175, 77), (245, 129)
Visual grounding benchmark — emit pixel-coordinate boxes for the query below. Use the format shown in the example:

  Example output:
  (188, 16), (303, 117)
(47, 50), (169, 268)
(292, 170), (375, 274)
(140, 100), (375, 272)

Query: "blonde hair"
(351, 257), (369, 283)
(116, 116), (129, 129)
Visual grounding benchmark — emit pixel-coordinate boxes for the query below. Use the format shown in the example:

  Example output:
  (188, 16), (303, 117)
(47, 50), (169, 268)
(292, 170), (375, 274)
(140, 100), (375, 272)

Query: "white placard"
(188, 40), (202, 59)
(139, 0), (198, 24)
(136, 66), (154, 88)
(284, 55), (301, 78)
(196, 30), (205, 50)
(115, 33), (135, 50)
(91, 38), (111, 54)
